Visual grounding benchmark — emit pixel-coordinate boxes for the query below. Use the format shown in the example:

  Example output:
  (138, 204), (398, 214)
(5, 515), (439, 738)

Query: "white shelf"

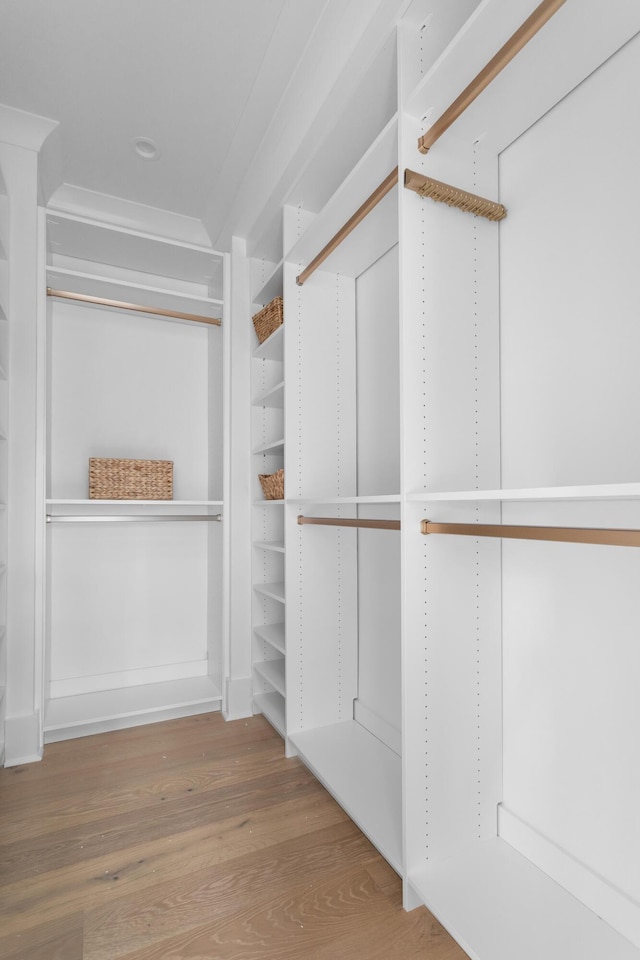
(47, 265), (222, 305)
(409, 838), (640, 960)
(291, 494), (401, 505)
(405, 0), (640, 160)
(286, 115), (398, 281)
(44, 676), (222, 742)
(254, 691), (286, 738)
(254, 622), (286, 655)
(252, 380), (284, 409)
(252, 324), (284, 361)
(252, 438), (285, 456)
(252, 259), (283, 306)
(253, 541), (285, 553)
(254, 657), (285, 697)
(408, 483), (640, 503)
(253, 499), (285, 506)
(290, 720), (402, 873)
(254, 581), (285, 603)
(46, 268), (222, 327)
(47, 499), (224, 506)
(47, 212), (224, 287)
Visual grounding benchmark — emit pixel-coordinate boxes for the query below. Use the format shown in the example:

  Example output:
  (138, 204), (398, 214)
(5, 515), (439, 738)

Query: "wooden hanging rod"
(46, 288), (222, 326)
(420, 520), (640, 548)
(296, 167), (398, 286)
(298, 515), (400, 531)
(404, 169), (506, 221)
(417, 0), (567, 154)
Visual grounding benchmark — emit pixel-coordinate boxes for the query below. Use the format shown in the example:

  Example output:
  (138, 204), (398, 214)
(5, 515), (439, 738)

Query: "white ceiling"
(0, 1), (323, 233)
(0, 0), (406, 252)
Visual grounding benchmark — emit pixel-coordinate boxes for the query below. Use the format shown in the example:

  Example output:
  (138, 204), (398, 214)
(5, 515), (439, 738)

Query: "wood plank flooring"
(0, 713), (469, 959)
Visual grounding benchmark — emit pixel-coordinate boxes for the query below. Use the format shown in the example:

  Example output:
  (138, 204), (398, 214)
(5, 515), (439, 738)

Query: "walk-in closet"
(43, 215), (229, 740)
(2, 0), (640, 958)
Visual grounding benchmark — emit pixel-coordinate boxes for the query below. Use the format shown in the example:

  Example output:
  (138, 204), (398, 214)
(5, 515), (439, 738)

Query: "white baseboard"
(4, 710), (43, 766)
(499, 804), (640, 950)
(50, 659), (209, 698)
(223, 675), (253, 720)
(353, 698), (401, 756)
(44, 676), (222, 743)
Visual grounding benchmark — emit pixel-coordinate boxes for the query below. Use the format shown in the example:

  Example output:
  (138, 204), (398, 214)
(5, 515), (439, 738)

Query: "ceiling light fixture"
(134, 137), (160, 160)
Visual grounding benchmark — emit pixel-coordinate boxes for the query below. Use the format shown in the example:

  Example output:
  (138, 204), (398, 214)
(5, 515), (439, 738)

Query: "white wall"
(49, 303), (209, 499)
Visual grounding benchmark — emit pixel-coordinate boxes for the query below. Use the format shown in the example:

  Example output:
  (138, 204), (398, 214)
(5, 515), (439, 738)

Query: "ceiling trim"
(209, 0), (411, 254)
(0, 103), (58, 152)
(47, 183), (212, 247)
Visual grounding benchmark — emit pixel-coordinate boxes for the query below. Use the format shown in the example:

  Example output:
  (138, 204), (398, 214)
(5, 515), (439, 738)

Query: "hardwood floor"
(0, 713), (469, 959)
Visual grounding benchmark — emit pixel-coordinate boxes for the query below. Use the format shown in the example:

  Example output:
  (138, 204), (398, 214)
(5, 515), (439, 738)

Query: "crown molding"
(47, 183), (212, 247)
(0, 103), (58, 151)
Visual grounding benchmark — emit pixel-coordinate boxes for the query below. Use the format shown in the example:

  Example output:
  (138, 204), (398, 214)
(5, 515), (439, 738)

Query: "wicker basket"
(252, 296), (283, 344)
(258, 468), (284, 501)
(89, 458), (173, 500)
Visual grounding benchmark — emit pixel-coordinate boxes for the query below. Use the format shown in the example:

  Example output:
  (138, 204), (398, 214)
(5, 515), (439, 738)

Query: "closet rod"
(46, 288), (222, 326)
(296, 167), (398, 286)
(298, 515), (400, 531)
(417, 0), (567, 154)
(420, 520), (640, 548)
(47, 514), (223, 523)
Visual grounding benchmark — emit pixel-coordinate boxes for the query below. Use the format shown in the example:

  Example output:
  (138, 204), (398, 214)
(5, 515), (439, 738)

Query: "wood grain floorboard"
(83, 822), (376, 959)
(0, 911), (84, 960)
(0, 713), (469, 960)
(1, 794), (347, 935)
(0, 727), (284, 843)
(1, 762), (327, 881)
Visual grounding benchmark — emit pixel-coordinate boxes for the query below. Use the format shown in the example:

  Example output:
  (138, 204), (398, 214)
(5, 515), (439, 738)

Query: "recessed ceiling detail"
(134, 137), (160, 161)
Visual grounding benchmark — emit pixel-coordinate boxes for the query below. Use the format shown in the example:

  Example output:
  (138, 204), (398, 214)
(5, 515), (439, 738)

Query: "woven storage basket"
(258, 468), (284, 501)
(89, 458), (173, 500)
(252, 296), (283, 344)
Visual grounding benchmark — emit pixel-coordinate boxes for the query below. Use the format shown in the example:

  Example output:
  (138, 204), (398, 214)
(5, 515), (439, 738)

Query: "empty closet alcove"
(281, 117), (404, 871)
(43, 214), (228, 740)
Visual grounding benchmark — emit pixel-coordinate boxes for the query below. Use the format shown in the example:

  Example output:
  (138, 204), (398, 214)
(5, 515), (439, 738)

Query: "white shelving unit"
(281, 109), (403, 862)
(250, 271), (286, 740)
(0, 163), (8, 764)
(242, 3), (640, 958)
(43, 211), (228, 741)
(290, 720), (402, 872)
(409, 483), (640, 502)
(398, 1), (640, 958)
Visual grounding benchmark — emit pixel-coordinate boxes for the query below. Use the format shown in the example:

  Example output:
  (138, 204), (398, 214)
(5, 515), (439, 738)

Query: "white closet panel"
(499, 33), (640, 932)
(356, 243), (400, 496)
(354, 245), (401, 752)
(499, 31), (640, 489)
(49, 523), (210, 695)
